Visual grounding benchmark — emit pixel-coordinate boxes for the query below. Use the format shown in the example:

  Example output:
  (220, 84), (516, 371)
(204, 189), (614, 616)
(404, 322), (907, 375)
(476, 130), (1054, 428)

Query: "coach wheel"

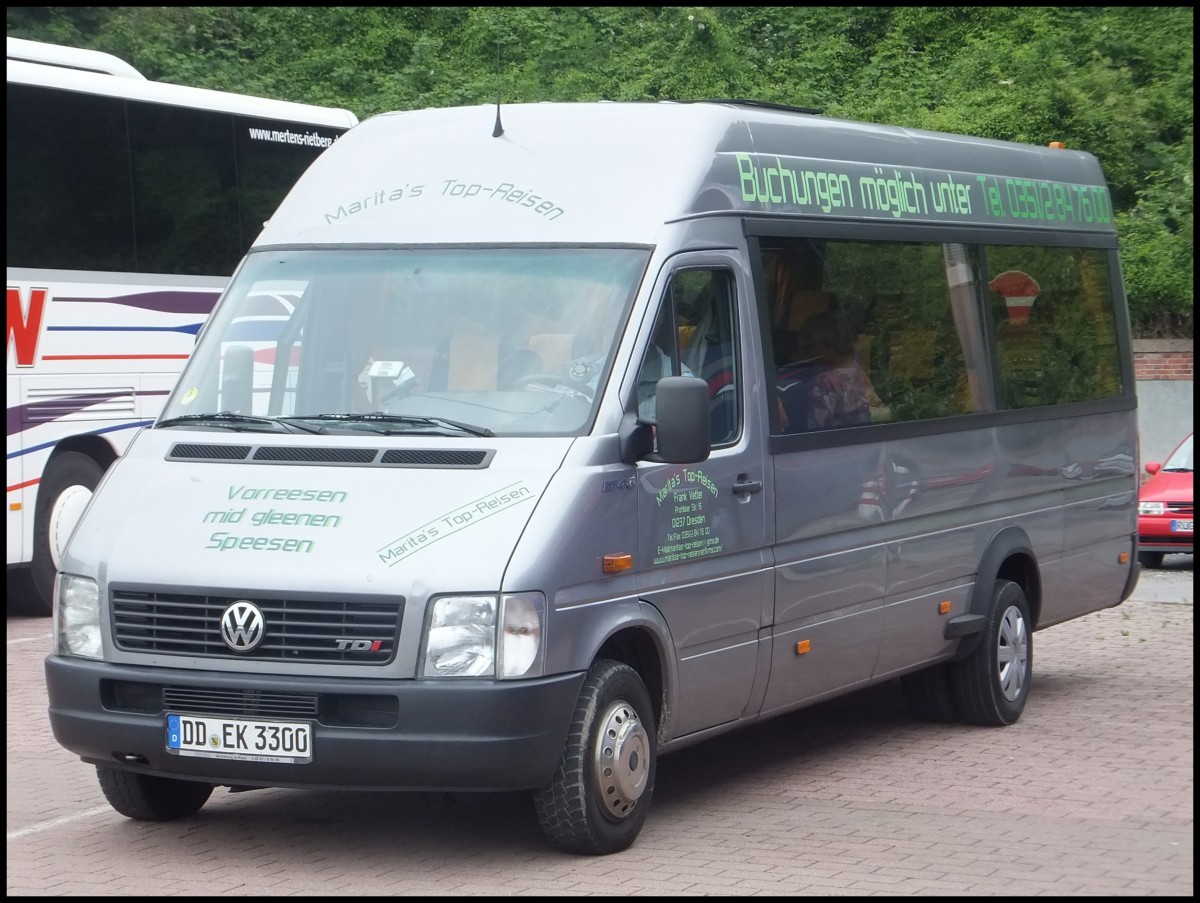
(533, 659), (656, 855)
(29, 452), (105, 617)
(952, 579), (1032, 726)
(97, 766), (213, 821)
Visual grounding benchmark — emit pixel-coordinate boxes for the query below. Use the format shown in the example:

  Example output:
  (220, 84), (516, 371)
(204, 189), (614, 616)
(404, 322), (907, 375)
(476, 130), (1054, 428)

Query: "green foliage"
(6, 5), (1192, 337)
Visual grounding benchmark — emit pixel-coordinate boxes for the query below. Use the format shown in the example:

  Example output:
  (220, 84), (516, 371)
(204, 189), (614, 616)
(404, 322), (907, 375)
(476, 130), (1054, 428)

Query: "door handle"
(732, 475), (763, 496)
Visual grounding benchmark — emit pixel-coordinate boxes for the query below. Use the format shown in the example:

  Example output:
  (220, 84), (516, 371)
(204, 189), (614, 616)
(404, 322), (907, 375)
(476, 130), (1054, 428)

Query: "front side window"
(161, 247), (648, 437)
(635, 268), (740, 446)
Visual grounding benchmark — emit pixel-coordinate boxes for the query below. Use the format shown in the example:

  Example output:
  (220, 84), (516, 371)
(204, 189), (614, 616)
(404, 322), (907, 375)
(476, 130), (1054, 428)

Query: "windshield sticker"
(202, 485), (348, 553)
(324, 179), (564, 224)
(652, 467), (723, 566)
(376, 482), (535, 566)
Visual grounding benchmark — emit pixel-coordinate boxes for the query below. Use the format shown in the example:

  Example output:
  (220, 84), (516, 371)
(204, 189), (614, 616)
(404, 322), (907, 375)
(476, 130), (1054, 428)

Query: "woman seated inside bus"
(778, 309), (872, 432)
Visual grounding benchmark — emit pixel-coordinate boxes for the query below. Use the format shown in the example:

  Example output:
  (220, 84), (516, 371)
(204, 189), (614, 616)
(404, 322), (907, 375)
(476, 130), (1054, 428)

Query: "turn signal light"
(603, 554), (633, 574)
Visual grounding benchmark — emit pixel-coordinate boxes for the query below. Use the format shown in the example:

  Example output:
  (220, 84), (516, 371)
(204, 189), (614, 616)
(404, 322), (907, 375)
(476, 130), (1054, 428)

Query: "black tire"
(900, 662), (961, 723)
(952, 580), (1032, 727)
(96, 766), (213, 821)
(1138, 550), (1164, 569)
(30, 452), (105, 617)
(533, 659), (656, 855)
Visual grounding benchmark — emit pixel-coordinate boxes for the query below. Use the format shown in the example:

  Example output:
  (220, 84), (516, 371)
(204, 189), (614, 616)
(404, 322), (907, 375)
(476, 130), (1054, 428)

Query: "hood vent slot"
(169, 443), (252, 460)
(168, 443), (493, 469)
(382, 448), (488, 467)
(254, 446), (376, 464)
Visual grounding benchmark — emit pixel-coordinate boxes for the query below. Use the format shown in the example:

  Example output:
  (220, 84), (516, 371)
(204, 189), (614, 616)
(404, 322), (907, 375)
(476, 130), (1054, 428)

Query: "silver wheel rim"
(997, 603), (1029, 702)
(591, 697), (650, 820)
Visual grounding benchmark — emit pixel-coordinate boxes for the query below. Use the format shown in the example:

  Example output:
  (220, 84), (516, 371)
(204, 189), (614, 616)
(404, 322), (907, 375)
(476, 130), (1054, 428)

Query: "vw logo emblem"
(220, 600), (266, 652)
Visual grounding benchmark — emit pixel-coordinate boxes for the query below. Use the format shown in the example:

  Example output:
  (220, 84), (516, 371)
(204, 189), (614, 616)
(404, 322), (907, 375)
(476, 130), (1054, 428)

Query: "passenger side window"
(637, 269), (741, 446)
(985, 246), (1123, 408)
(764, 238), (978, 433)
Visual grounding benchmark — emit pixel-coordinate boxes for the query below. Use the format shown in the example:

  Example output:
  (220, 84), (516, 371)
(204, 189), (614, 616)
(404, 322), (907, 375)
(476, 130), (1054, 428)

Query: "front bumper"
(45, 655), (584, 792)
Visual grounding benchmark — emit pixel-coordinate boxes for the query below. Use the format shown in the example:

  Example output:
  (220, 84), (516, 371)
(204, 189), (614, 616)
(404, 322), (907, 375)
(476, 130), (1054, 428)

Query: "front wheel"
(952, 579), (1032, 726)
(533, 659), (656, 855)
(97, 766), (213, 821)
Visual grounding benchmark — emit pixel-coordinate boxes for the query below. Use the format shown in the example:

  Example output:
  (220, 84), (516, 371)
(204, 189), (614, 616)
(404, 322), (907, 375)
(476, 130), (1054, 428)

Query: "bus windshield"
(162, 247), (649, 436)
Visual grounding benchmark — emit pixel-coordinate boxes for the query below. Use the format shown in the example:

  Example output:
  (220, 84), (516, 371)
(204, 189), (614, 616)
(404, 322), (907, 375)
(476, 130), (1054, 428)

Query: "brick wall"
(1133, 338), (1193, 380)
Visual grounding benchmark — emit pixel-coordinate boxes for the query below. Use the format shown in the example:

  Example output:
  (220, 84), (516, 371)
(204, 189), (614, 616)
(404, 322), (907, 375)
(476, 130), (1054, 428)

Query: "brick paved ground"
(7, 562), (1193, 896)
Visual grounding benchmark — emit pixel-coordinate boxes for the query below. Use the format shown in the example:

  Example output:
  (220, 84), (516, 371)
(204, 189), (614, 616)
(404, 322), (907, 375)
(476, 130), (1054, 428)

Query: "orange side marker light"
(603, 554), (633, 574)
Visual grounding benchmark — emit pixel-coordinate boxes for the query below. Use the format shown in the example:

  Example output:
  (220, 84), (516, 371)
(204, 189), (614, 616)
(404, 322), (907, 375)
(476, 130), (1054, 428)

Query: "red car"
(1137, 432), (1194, 568)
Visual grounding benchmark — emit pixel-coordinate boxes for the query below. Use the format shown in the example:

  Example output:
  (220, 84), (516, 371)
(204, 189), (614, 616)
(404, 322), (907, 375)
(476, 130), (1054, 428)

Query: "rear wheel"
(29, 452), (105, 617)
(952, 580), (1032, 726)
(533, 659), (656, 855)
(97, 766), (213, 821)
(1138, 550), (1165, 569)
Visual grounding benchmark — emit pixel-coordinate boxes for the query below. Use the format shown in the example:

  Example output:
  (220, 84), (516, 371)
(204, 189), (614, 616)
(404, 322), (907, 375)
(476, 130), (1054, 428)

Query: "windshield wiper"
(157, 411), (325, 434)
(291, 412), (494, 437)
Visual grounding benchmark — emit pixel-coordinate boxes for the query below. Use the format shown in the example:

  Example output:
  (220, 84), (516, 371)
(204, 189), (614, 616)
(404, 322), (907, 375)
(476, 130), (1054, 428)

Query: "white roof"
(7, 38), (358, 128)
(7, 36), (145, 78)
(257, 101), (1113, 248)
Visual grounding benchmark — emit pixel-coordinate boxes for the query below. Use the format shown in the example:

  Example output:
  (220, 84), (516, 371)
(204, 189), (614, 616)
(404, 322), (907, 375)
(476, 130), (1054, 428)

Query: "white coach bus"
(6, 37), (358, 614)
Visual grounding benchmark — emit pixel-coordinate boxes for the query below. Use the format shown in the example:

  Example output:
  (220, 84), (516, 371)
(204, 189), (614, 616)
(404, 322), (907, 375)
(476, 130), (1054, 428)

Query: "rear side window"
(761, 236), (1124, 435)
(985, 246), (1122, 408)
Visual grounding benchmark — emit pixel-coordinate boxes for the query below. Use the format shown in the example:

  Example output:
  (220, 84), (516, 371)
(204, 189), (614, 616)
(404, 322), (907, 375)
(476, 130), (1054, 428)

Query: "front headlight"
(421, 592), (545, 679)
(1139, 501), (1166, 516)
(54, 574), (102, 659)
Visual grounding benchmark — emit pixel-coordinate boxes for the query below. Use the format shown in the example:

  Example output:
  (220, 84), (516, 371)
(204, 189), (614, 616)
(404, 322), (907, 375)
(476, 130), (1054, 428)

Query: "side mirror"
(618, 376), (712, 465)
(650, 376), (711, 463)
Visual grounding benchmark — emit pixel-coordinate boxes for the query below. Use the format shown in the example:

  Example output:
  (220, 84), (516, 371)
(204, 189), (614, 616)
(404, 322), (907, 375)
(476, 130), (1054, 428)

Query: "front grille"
(163, 685), (319, 717)
(104, 681), (399, 727)
(1140, 533), (1193, 548)
(111, 588), (402, 664)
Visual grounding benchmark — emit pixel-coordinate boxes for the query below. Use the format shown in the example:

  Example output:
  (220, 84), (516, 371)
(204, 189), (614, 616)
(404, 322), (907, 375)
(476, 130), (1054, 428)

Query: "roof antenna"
(492, 40), (505, 138)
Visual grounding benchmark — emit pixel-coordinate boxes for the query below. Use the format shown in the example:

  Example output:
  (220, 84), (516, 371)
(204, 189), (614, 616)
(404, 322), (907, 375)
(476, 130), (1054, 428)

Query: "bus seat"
(787, 289), (834, 329)
(447, 331), (501, 390)
(701, 341), (737, 443)
(527, 333), (577, 373)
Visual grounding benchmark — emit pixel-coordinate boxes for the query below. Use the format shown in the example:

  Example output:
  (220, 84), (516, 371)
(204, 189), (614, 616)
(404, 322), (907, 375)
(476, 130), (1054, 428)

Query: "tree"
(7, 6), (1191, 336)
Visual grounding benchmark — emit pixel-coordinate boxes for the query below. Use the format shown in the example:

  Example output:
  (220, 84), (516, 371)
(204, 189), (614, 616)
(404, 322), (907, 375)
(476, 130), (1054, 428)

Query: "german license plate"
(166, 713), (312, 763)
(1171, 519), (1193, 533)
